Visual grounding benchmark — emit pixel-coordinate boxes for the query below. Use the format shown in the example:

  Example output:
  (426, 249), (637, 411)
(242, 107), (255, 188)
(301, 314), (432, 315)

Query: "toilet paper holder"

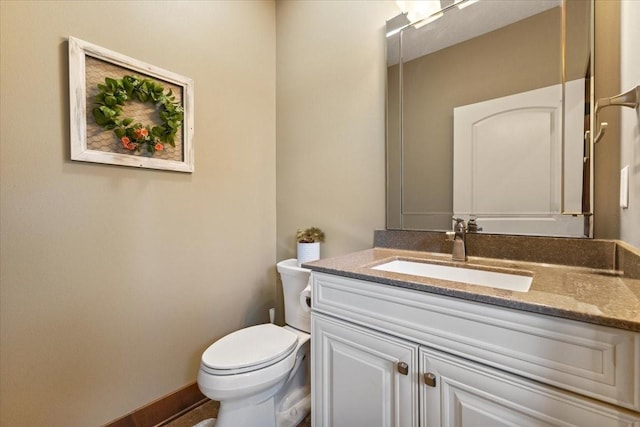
(299, 282), (312, 312)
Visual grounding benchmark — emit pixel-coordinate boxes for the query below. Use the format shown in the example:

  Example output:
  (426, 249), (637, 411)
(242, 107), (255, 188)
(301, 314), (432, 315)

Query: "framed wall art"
(68, 36), (194, 172)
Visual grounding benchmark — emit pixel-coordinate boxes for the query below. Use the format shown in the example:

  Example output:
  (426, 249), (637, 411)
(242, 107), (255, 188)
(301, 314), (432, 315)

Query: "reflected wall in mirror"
(386, 0), (593, 237)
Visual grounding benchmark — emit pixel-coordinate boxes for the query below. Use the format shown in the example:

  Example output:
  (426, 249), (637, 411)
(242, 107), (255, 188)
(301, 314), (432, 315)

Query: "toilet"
(197, 259), (311, 427)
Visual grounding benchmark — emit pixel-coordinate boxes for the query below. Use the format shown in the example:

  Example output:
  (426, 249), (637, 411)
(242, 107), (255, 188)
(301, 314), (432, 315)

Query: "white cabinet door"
(312, 313), (419, 427)
(420, 347), (640, 427)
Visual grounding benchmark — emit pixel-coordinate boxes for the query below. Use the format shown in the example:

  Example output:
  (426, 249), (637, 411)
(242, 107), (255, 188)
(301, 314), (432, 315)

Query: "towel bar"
(593, 85), (640, 144)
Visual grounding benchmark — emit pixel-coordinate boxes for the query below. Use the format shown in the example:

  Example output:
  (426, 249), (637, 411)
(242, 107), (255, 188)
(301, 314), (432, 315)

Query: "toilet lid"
(201, 324), (298, 372)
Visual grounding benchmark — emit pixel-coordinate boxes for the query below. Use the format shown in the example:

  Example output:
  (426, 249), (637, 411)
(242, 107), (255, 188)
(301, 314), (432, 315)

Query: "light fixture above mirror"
(390, 0), (480, 37)
(395, 0), (443, 28)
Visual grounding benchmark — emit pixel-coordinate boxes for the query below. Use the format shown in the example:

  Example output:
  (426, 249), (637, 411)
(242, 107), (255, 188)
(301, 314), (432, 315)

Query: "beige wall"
(594, 0), (621, 238)
(0, 1), (276, 425)
(275, 0), (397, 261)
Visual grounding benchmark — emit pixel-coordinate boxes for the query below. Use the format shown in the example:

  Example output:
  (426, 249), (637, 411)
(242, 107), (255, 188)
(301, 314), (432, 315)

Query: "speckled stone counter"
(304, 243), (640, 332)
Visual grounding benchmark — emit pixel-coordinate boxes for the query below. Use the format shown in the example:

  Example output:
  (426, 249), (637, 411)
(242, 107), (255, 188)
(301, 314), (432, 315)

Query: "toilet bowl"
(197, 259), (311, 427)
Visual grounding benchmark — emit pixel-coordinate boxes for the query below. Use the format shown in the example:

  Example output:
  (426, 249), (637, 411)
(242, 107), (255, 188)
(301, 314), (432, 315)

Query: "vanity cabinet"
(311, 272), (640, 427)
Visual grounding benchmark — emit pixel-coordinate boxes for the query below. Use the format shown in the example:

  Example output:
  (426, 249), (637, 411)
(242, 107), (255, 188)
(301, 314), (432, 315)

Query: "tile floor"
(164, 399), (311, 427)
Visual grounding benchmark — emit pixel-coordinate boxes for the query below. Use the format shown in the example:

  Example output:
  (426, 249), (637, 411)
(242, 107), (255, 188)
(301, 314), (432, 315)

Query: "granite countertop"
(304, 247), (640, 332)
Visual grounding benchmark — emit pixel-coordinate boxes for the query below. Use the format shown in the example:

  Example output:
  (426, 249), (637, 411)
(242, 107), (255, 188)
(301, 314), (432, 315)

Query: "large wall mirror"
(386, 0), (594, 237)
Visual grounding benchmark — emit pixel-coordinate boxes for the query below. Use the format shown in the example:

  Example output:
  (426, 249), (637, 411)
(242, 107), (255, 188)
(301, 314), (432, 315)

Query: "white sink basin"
(371, 260), (533, 292)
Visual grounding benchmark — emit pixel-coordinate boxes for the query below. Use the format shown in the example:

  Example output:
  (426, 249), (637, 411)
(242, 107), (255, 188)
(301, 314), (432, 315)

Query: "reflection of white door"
(453, 81), (585, 237)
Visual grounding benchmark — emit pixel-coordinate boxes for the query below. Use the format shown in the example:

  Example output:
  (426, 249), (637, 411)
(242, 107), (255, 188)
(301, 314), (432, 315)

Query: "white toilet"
(197, 259), (311, 427)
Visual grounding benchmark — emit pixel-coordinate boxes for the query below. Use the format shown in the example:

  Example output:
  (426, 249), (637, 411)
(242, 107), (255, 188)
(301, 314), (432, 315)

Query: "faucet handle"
(467, 215), (483, 233)
(452, 217), (466, 231)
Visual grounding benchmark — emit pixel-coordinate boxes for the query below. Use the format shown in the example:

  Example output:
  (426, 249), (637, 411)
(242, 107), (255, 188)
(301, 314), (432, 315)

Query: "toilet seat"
(201, 324), (298, 375)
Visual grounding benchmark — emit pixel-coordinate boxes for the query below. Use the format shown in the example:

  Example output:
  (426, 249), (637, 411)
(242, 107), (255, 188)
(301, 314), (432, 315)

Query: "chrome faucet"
(446, 217), (467, 261)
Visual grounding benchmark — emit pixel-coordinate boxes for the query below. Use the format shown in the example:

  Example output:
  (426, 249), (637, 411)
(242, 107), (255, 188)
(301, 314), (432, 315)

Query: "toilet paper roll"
(299, 281), (312, 313)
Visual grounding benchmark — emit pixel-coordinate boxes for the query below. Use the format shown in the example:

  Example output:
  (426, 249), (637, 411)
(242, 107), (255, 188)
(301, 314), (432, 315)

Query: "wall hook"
(593, 85), (639, 144)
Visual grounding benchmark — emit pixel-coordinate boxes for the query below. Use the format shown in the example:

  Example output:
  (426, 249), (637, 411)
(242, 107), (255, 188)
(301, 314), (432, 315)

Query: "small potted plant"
(296, 227), (325, 266)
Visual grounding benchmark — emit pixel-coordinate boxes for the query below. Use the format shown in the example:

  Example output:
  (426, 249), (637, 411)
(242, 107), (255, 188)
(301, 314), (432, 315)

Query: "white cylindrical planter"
(297, 242), (320, 267)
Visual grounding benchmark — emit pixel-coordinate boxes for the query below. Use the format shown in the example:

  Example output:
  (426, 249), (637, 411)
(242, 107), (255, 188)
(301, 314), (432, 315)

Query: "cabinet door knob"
(424, 372), (437, 387)
(397, 361), (409, 375)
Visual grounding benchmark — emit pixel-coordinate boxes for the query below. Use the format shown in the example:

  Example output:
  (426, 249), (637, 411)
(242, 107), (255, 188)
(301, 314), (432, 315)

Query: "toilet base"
(193, 419), (216, 427)
(214, 381), (310, 427)
(276, 388), (310, 427)
(215, 388), (278, 427)
(210, 339), (310, 427)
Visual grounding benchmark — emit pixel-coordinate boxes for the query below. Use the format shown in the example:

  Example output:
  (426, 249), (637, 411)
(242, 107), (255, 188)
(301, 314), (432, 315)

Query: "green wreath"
(92, 75), (184, 154)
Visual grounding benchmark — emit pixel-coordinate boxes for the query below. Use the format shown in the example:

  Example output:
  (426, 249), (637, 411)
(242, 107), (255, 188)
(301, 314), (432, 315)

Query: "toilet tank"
(277, 259), (311, 333)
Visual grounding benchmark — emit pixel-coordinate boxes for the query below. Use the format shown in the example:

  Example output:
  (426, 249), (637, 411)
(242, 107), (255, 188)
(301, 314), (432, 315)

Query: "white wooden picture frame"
(68, 36), (194, 172)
